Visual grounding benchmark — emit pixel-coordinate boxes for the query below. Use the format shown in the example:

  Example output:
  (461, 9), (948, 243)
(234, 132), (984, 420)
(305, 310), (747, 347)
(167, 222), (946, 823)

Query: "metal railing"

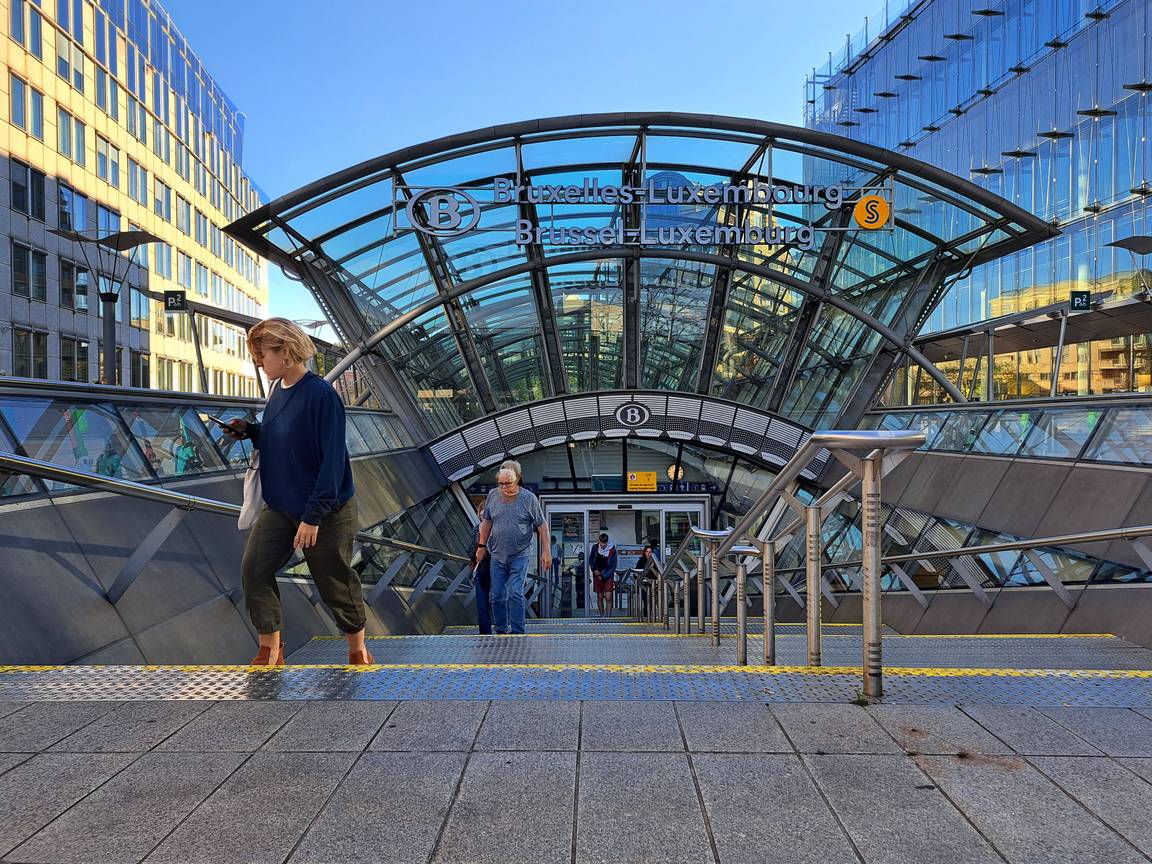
(0, 450), (470, 606)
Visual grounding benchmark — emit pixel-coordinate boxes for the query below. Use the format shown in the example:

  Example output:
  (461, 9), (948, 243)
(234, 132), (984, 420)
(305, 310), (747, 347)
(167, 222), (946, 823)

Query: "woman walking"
(224, 318), (374, 666)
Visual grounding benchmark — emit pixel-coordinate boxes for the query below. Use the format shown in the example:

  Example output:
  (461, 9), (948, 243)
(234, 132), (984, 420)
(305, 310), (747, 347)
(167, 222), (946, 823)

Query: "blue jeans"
(490, 554), (529, 634)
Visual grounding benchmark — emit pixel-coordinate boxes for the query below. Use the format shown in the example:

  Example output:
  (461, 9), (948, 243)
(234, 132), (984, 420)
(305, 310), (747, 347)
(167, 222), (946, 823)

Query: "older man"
(476, 463), (551, 635)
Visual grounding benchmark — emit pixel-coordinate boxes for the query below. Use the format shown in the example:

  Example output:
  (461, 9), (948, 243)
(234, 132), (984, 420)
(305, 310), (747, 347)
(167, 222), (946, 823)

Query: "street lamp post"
(50, 228), (161, 385)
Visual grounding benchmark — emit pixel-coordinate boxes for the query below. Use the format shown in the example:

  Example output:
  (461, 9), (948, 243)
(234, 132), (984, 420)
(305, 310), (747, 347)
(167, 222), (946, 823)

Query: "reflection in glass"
(1083, 407), (1152, 465)
(121, 405), (226, 476)
(970, 410), (1035, 455)
(196, 406), (258, 467)
(0, 399), (151, 486)
(1018, 408), (1100, 459)
(933, 412), (989, 452)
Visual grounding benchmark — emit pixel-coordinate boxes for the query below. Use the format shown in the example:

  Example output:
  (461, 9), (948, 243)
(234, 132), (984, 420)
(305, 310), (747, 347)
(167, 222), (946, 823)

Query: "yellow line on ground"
(1, 664), (1149, 678)
(312, 631), (1121, 641)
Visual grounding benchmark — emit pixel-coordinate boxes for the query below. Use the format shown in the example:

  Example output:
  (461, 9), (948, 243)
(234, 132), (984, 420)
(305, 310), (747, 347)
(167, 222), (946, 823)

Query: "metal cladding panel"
(631, 393), (669, 437)
(762, 418), (805, 465)
(564, 396), (601, 439)
(597, 393), (635, 438)
(495, 409), (536, 454)
(430, 433), (474, 481)
(530, 401), (569, 447)
(697, 401), (737, 446)
(462, 419), (504, 466)
(729, 408), (771, 455)
(665, 395), (703, 439)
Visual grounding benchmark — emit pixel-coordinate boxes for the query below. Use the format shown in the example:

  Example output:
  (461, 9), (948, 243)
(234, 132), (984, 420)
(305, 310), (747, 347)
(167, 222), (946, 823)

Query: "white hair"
(496, 467), (518, 483)
(499, 459), (522, 481)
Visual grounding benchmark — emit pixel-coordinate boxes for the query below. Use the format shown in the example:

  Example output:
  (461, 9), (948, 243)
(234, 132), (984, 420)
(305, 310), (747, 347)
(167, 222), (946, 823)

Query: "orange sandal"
(250, 644), (285, 666)
(348, 649), (375, 666)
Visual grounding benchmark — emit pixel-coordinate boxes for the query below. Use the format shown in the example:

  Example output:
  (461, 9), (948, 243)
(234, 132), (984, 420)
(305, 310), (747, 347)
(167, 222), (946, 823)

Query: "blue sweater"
(249, 371), (355, 524)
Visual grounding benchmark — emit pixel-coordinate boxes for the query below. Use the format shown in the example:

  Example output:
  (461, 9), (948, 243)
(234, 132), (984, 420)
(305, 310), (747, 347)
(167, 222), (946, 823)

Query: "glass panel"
(932, 412), (990, 452)
(402, 146), (515, 188)
(195, 405), (256, 467)
(571, 440), (623, 491)
(463, 278), (547, 408)
(348, 413), (389, 453)
(1007, 548), (1096, 586)
(970, 410), (1036, 456)
(342, 414), (370, 456)
(640, 259), (713, 390)
(1018, 408), (1101, 459)
(520, 134), (637, 171)
(549, 511), (586, 616)
(119, 405), (226, 476)
(550, 259), (624, 393)
(968, 528), (1022, 588)
(0, 399), (151, 485)
(1083, 407), (1152, 465)
(0, 417), (41, 497)
(284, 175), (392, 240)
(644, 134), (760, 172)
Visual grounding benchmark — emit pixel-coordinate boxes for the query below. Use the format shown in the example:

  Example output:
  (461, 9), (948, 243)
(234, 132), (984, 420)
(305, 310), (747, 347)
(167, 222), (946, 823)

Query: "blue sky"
(162, 0), (871, 339)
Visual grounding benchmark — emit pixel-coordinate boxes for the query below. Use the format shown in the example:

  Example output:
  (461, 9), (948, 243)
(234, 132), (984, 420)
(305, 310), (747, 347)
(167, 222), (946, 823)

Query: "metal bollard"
(806, 504), (822, 667)
(695, 555), (706, 634)
(661, 575), (669, 630)
(673, 581), (681, 634)
(862, 455), (882, 697)
(761, 538), (776, 666)
(736, 561), (747, 665)
(710, 542), (721, 648)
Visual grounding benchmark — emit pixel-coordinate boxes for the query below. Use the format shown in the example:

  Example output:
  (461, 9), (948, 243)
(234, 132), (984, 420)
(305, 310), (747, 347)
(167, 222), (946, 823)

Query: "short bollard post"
(710, 542), (721, 648)
(696, 554), (706, 634)
(761, 538), (776, 666)
(862, 454), (883, 697)
(661, 575), (669, 630)
(806, 504), (822, 667)
(673, 582), (681, 634)
(735, 561), (747, 665)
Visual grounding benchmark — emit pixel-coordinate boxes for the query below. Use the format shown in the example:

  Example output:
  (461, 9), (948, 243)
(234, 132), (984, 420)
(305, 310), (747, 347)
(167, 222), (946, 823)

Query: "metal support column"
(761, 538), (776, 666)
(696, 555), (706, 634)
(735, 561), (748, 665)
(710, 543), (721, 646)
(806, 505), (822, 666)
(861, 455), (883, 697)
(673, 581), (681, 634)
(1051, 311), (1068, 398)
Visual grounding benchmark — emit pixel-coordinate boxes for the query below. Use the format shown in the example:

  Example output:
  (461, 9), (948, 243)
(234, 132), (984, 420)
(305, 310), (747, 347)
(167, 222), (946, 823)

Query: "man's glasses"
(496, 481), (517, 487)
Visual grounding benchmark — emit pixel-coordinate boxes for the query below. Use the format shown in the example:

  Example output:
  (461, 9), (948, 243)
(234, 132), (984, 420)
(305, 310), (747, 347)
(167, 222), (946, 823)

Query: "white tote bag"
(237, 381), (277, 530)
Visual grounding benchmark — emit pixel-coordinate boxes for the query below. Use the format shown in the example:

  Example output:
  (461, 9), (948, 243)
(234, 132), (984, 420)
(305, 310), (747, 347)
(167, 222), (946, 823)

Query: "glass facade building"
(807, 0), (1152, 401)
(3, 0), (267, 393)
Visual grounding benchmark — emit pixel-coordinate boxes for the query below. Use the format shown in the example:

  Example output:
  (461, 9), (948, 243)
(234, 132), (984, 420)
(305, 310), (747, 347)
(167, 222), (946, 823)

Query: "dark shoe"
(250, 644), (285, 666)
(348, 648), (375, 666)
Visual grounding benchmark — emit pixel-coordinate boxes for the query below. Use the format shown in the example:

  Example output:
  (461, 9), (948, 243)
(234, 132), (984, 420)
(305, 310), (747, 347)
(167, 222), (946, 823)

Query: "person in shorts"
(589, 532), (617, 618)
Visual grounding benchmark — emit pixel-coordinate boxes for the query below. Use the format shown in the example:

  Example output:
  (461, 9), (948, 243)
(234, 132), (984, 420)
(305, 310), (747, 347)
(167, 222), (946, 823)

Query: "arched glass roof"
(227, 113), (1054, 442)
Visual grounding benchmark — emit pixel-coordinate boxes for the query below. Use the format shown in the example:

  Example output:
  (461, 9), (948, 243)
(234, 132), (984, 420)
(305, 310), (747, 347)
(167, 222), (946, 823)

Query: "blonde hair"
(247, 317), (316, 366)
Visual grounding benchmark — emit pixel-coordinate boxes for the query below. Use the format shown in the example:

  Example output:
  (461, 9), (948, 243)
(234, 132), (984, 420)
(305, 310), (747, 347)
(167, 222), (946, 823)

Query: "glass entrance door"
(548, 511), (587, 618)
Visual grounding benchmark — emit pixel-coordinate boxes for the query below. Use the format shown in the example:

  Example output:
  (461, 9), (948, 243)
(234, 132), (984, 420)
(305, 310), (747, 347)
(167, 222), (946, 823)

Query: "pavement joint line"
(2, 664), (1150, 678)
(315, 632), (1120, 640)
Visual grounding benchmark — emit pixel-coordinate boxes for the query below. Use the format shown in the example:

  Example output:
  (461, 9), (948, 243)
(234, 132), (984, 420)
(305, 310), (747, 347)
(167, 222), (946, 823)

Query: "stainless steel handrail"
(0, 450), (469, 562)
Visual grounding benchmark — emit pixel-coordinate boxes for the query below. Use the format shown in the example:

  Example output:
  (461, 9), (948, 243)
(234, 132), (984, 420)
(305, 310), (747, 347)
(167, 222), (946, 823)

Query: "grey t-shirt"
(481, 488), (545, 564)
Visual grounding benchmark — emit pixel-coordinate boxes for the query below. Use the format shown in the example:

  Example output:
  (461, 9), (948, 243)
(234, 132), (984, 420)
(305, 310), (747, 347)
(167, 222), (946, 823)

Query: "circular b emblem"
(853, 194), (890, 230)
(614, 402), (651, 428)
(406, 187), (481, 237)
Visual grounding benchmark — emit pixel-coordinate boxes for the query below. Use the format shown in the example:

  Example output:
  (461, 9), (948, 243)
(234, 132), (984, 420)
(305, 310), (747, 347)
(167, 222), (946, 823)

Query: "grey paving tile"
(433, 751), (575, 864)
(145, 752), (356, 864)
(868, 705), (1012, 755)
(473, 700), (579, 751)
(5, 752), (243, 864)
(0, 753), (32, 777)
(676, 702), (793, 753)
(368, 701), (486, 751)
(48, 700), (213, 752)
(0, 702), (30, 721)
(1028, 756), (1152, 856)
(1122, 757), (1152, 784)
(263, 701), (397, 752)
(576, 752), (712, 864)
(157, 701), (303, 751)
(0, 752), (136, 858)
(917, 753), (1147, 864)
(0, 701), (120, 752)
(960, 705), (1102, 755)
(805, 754), (1002, 864)
(1039, 707), (1152, 757)
(770, 703), (901, 754)
(695, 754), (857, 864)
(289, 752), (467, 864)
(580, 701), (682, 751)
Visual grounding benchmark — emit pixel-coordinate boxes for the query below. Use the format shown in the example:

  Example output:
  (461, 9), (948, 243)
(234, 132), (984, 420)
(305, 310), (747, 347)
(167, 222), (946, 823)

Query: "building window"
(28, 4), (42, 59)
(10, 74), (26, 129)
(60, 336), (89, 382)
(10, 242), (30, 297)
(210, 224), (222, 257)
(60, 260), (90, 311)
(10, 0), (25, 45)
(30, 249), (46, 301)
(154, 242), (172, 279)
(73, 118), (86, 166)
(57, 107), (73, 159)
(29, 86), (43, 139)
(12, 328), (48, 379)
(176, 195), (191, 234)
(195, 263), (208, 297)
(96, 204), (120, 236)
(130, 350), (149, 388)
(127, 158), (147, 205)
(177, 251), (192, 289)
(195, 210), (207, 246)
(58, 185), (88, 231)
(153, 178), (172, 221)
(96, 136), (120, 187)
(130, 287), (149, 330)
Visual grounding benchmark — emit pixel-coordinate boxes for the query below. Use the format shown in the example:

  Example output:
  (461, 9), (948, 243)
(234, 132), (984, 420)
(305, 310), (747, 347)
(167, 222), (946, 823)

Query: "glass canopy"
(227, 113), (1053, 441)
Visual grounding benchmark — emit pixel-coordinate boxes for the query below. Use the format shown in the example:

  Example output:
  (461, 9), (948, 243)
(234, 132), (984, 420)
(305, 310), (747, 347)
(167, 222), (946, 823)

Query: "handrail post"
(673, 581), (681, 634)
(761, 538), (776, 666)
(661, 573), (669, 630)
(710, 541), (721, 647)
(806, 504), (822, 667)
(735, 560), (747, 665)
(862, 453), (883, 697)
(695, 554), (706, 634)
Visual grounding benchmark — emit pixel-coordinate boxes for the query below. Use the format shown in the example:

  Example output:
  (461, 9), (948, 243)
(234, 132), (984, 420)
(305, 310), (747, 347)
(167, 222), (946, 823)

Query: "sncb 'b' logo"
(852, 194), (890, 230)
(406, 188), (481, 237)
(614, 403), (651, 428)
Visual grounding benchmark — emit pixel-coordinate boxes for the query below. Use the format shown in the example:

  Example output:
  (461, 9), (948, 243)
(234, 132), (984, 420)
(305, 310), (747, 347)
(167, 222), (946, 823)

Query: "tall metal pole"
(862, 454), (883, 697)
(696, 554), (706, 634)
(673, 582), (681, 634)
(661, 573), (668, 630)
(100, 292), (118, 384)
(762, 538), (776, 666)
(736, 560), (747, 665)
(806, 505), (823, 666)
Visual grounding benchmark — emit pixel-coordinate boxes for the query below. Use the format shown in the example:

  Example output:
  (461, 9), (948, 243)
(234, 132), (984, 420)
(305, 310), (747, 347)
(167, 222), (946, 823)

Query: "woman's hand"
(475, 546), (487, 562)
(294, 522), (319, 550)
(223, 419), (249, 440)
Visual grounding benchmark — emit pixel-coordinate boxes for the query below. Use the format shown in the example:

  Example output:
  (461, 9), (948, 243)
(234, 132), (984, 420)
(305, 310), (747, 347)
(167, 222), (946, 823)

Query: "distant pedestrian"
(589, 532), (617, 618)
(471, 500), (493, 635)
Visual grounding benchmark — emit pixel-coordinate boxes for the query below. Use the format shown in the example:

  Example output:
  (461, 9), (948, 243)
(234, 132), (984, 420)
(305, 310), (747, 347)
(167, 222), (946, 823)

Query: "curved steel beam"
(323, 247), (967, 404)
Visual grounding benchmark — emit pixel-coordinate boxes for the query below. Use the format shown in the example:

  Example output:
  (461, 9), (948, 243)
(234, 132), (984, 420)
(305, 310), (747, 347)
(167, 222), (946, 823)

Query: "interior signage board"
(626, 471), (658, 492)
